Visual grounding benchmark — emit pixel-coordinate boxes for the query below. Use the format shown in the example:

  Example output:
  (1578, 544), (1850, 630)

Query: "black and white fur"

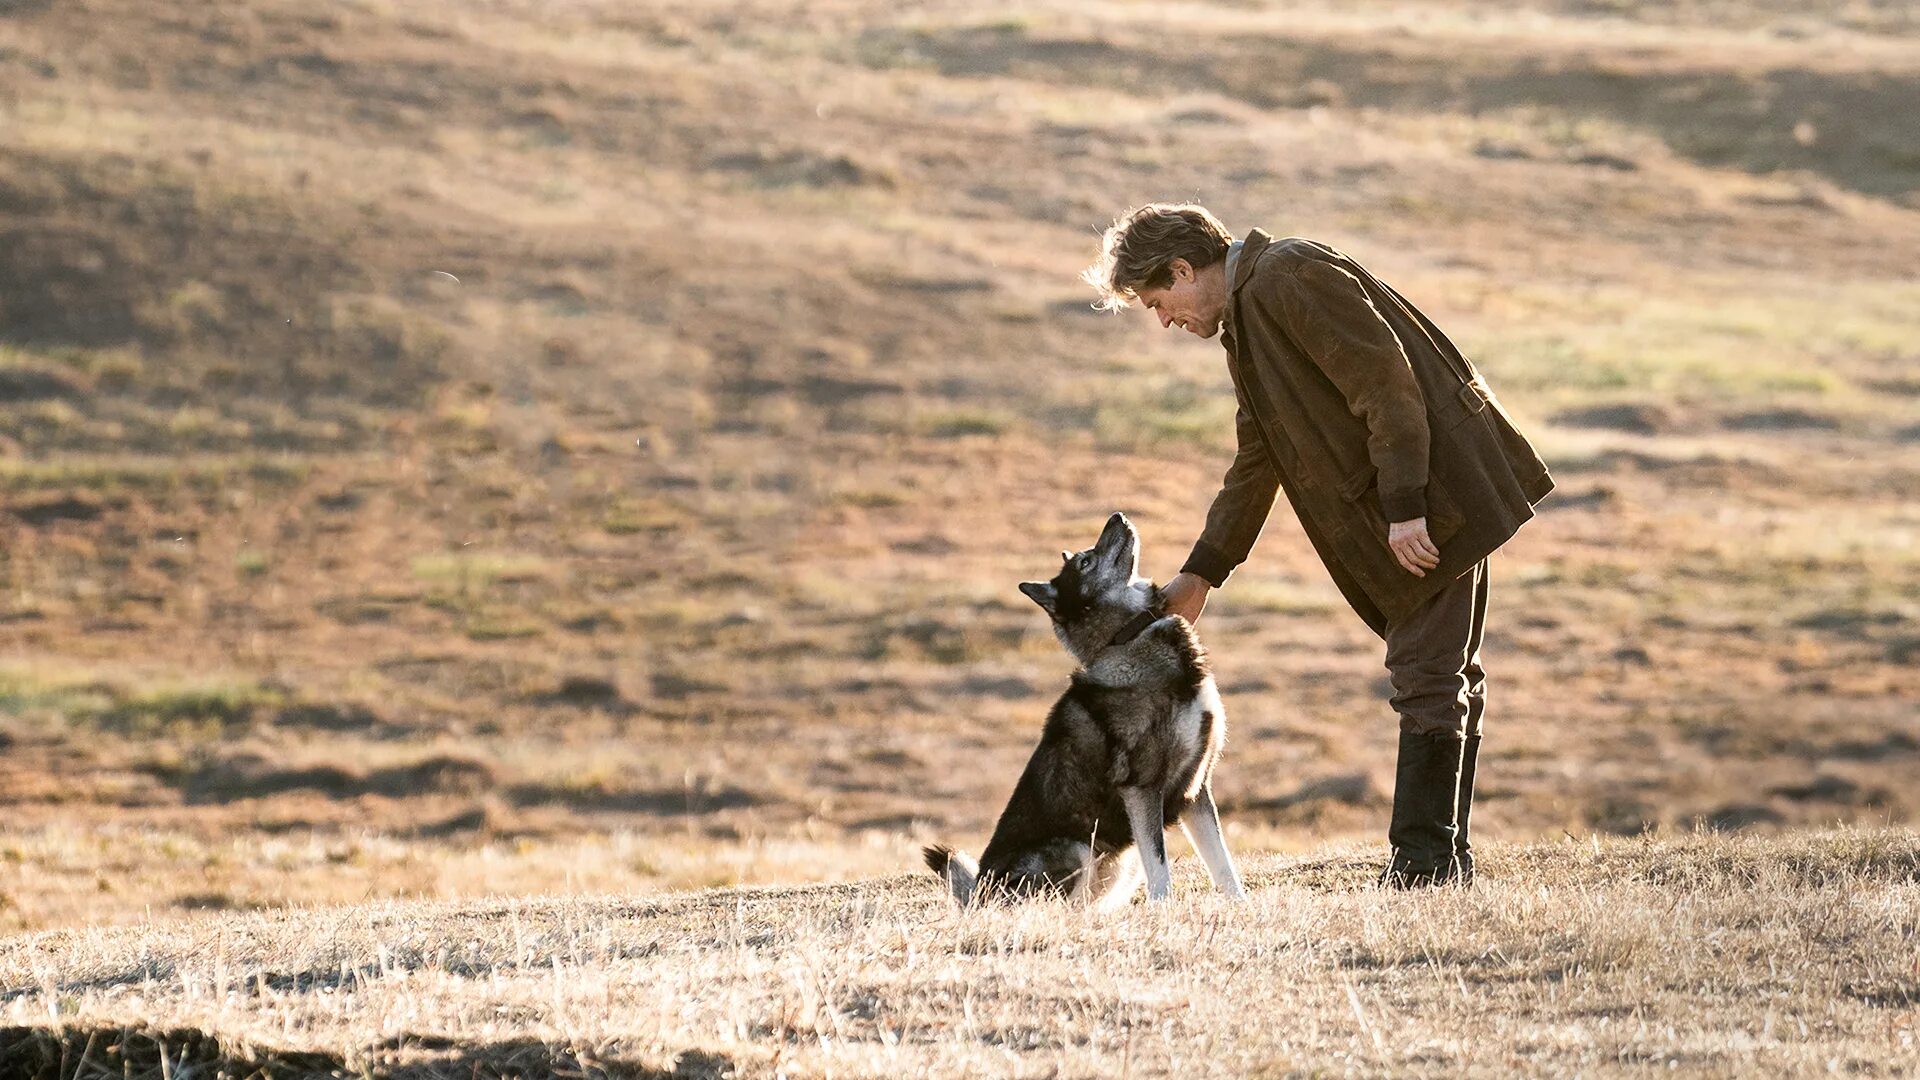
(924, 512), (1245, 907)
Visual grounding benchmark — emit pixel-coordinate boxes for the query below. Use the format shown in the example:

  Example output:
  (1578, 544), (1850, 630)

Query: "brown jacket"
(1182, 231), (1554, 636)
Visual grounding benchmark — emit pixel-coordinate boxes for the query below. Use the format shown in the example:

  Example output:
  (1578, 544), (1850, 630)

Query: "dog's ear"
(1018, 581), (1057, 614)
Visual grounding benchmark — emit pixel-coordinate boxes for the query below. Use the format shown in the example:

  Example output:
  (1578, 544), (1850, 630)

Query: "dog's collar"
(1108, 610), (1161, 648)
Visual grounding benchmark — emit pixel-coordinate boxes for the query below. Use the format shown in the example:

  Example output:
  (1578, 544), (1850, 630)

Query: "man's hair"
(1081, 203), (1234, 312)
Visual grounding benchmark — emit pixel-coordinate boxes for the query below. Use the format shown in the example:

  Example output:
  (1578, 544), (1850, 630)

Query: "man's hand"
(1161, 572), (1212, 623)
(1388, 518), (1441, 577)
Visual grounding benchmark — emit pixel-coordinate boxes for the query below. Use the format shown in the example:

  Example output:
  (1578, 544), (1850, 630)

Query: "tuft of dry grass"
(2, 830), (1916, 1078)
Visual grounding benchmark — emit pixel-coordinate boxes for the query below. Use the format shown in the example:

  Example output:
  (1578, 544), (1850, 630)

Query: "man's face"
(1133, 258), (1227, 339)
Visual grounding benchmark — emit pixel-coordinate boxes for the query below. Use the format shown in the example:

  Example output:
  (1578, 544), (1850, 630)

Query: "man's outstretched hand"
(1161, 571), (1212, 623)
(1388, 517), (1441, 577)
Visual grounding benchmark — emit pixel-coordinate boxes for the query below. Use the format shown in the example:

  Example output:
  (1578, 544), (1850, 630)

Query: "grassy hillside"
(2, 831), (1917, 1077)
(1, 0), (1917, 937)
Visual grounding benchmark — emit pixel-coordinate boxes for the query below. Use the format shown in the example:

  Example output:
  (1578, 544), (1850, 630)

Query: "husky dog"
(924, 512), (1245, 907)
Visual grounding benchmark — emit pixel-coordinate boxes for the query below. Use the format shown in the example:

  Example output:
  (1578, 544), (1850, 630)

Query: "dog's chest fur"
(1071, 619), (1222, 803)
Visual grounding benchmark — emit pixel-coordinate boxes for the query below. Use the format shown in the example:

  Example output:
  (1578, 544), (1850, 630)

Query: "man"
(1082, 204), (1553, 886)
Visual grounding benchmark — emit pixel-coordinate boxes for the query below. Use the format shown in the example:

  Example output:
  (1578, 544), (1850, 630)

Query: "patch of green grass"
(21, 399), (83, 432)
(411, 553), (554, 589)
(601, 497), (687, 535)
(0, 344), (140, 387)
(920, 409), (1012, 438)
(1481, 327), (1851, 406)
(464, 617), (546, 641)
(969, 14), (1034, 35)
(0, 455), (309, 494)
(427, 395), (495, 436)
(0, 458), (183, 494)
(0, 665), (283, 737)
(830, 488), (907, 509)
(0, 667), (118, 721)
(149, 280), (227, 338)
(99, 680), (285, 737)
(246, 457), (313, 487)
(1471, 284), (1919, 416)
(166, 406), (251, 441)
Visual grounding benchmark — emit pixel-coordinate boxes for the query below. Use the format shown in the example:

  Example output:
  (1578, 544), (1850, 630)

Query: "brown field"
(0, 0), (1917, 1072)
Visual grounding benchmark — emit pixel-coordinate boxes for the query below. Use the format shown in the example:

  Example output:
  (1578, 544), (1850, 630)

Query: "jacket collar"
(1221, 228), (1273, 334)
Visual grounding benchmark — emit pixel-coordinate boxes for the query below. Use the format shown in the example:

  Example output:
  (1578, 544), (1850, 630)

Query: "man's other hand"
(1388, 518), (1441, 577)
(1161, 572), (1212, 623)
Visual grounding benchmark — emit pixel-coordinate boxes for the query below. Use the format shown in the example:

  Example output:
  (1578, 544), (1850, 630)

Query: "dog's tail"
(923, 844), (978, 906)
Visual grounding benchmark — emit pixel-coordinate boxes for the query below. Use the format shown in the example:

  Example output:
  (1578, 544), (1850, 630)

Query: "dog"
(923, 512), (1245, 907)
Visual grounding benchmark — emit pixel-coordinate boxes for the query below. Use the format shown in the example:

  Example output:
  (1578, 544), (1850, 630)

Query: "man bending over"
(1083, 204), (1554, 886)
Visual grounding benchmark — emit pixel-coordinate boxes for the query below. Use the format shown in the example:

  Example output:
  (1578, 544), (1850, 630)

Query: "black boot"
(1454, 734), (1480, 886)
(1380, 731), (1465, 888)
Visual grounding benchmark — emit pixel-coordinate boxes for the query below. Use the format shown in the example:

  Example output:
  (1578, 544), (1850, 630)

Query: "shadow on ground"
(0, 1026), (734, 1080)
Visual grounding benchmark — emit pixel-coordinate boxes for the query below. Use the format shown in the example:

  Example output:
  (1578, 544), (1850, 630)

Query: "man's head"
(1081, 203), (1234, 338)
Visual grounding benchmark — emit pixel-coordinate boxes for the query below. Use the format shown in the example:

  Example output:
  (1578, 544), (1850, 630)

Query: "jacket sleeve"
(1265, 259), (1431, 522)
(1181, 398), (1281, 588)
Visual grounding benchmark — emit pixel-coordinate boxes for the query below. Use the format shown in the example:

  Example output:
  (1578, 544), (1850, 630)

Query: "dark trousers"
(1380, 560), (1489, 880)
(1384, 559), (1488, 739)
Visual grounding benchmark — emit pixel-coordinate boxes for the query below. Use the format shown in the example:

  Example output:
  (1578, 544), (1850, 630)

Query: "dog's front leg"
(1180, 785), (1247, 900)
(1120, 787), (1173, 902)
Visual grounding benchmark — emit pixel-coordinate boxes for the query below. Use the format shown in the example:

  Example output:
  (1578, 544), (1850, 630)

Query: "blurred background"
(1, 0), (1915, 932)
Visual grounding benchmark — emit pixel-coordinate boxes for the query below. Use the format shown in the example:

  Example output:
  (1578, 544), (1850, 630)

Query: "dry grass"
(2, 830), (1916, 1077)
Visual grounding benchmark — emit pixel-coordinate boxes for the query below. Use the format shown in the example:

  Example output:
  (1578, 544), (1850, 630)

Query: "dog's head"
(1019, 512), (1156, 663)
(980, 839), (1096, 903)
(929, 840), (1092, 906)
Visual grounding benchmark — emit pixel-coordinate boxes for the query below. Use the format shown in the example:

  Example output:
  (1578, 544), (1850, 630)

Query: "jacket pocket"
(1341, 462), (1466, 547)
